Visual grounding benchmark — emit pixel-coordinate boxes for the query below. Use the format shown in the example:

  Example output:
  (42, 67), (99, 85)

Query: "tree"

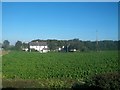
(47, 40), (58, 50)
(15, 41), (22, 50)
(9, 45), (16, 50)
(22, 42), (28, 48)
(67, 39), (84, 51)
(2, 40), (10, 50)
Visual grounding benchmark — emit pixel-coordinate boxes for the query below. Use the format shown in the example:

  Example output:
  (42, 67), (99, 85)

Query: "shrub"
(87, 72), (120, 90)
(72, 72), (120, 90)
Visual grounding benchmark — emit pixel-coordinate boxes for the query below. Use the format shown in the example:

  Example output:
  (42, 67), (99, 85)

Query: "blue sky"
(0, 2), (2, 43)
(2, 2), (118, 45)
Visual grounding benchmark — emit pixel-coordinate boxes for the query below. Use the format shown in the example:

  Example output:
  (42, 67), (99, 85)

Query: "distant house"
(58, 46), (65, 51)
(69, 49), (77, 52)
(29, 41), (50, 53)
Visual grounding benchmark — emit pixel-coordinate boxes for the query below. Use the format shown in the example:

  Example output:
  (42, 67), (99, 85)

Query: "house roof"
(29, 42), (47, 46)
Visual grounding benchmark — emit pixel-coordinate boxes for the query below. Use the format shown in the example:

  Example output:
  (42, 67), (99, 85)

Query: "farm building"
(29, 41), (50, 53)
(69, 49), (77, 52)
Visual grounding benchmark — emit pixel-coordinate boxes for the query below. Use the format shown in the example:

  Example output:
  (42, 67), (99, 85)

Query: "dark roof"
(29, 42), (47, 46)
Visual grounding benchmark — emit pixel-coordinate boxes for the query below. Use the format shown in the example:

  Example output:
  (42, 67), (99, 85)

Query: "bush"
(72, 82), (102, 90)
(72, 72), (120, 90)
(87, 72), (120, 90)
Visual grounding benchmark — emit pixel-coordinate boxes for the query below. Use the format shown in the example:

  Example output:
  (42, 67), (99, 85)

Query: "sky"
(0, 2), (2, 43)
(2, 2), (118, 45)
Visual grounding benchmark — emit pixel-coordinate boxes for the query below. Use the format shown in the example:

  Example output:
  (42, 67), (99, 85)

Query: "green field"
(2, 51), (118, 88)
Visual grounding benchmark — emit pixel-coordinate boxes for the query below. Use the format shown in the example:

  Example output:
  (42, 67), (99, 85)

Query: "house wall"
(30, 45), (48, 52)
(43, 49), (50, 53)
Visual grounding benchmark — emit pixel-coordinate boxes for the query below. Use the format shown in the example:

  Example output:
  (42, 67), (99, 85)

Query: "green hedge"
(72, 72), (120, 90)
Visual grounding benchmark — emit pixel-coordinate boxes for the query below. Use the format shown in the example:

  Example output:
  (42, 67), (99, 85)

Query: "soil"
(0, 51), (9, 56)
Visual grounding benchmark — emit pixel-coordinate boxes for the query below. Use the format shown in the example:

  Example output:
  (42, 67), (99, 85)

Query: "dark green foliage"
(22, 42), (28, 49)
(47, 40), (58, 50)
(72, 82), (102, 90)
(2, 40), (10, 50)
(86, 72), (120, 90)
(72, 72), (120, 90)
(15, 41), (22, 50)
(44, 39), (118, 51)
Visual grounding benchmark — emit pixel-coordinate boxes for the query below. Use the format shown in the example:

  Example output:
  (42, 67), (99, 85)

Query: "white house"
(29, 41), (50, 53)
(58, 46), (64, 51)
(69, 49), (77, 52)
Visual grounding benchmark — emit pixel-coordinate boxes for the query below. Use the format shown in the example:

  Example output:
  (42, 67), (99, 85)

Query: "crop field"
(2, 51), (118, 88)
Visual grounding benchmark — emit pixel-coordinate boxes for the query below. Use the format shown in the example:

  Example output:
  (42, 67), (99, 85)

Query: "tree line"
(1, 39), (119, 52)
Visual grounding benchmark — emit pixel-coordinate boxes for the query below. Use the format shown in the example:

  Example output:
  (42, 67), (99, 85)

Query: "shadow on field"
(2, 79), (41, 89)
(1, 88), (45, 90)
(72, 83), (102, 90)
(2, 87), (102, 90)
(2, 87), (16, 90)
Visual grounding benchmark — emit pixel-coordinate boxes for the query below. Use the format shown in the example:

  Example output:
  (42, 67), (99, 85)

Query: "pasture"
(2, 51), (118, 88)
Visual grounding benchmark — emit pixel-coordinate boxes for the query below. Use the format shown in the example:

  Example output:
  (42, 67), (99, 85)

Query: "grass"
(2, 51), (118, 88)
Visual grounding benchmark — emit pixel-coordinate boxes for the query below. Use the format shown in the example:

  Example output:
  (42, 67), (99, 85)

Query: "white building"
(69, 49), (77, 52)
(58, 46), (64, 51)
(29, 41), (50, 53)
